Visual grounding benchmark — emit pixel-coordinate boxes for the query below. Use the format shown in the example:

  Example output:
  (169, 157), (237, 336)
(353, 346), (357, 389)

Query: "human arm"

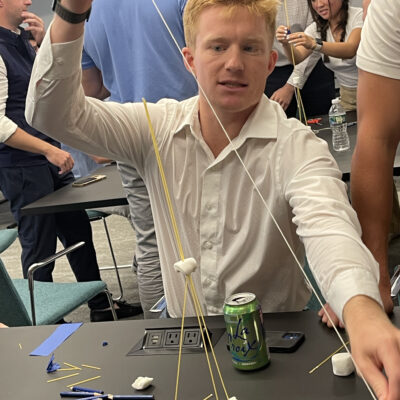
(270, 83), (295, 111)
(21, 11), (45, 46)
(271, 51), (321, 110)
(0, 53), (73, 174)
(5, 128), (74, 174)
(89, 155), (112, 164)
(343, 295), (400, 400)
(351, 70), (400, 314)
(26, 22), (154, 171)
(82, 66), (110, 100)
(276, 25), (362, 64)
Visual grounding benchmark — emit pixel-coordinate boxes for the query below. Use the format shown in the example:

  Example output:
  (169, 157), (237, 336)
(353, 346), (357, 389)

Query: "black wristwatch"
(313, 38), (323, 52)
(52, 0), (91, 24)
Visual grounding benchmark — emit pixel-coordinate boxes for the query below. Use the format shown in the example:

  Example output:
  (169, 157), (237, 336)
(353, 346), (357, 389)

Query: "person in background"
(80, 0), (198, 318)
(0, 0), (140, 322)
(276, 0), (362, 111)
(265, 0), (335, 117)
(351, 0), (400, 315)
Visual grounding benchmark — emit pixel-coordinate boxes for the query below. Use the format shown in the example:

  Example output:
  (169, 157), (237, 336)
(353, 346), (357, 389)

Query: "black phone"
(265, 331), (305, 353)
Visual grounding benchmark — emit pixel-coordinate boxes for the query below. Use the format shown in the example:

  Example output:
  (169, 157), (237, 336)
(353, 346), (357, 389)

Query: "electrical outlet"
(183, 329), (201, 347)
(128, 327), (226, 356)
(144, 330), (164, 348)
(164, 329), (181, 346)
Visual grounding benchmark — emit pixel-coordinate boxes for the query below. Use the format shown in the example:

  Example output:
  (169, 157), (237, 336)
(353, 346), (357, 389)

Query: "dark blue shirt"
(0, 26), (59, 167)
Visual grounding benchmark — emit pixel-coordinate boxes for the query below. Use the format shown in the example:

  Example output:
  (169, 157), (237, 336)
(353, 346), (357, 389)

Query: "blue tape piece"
(30, 323), (82, 356)
(46, 353), (61, 373)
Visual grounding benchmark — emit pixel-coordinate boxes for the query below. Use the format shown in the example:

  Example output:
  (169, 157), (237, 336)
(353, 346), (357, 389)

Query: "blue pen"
(72, 386), (105, 394)
(79, 396), (154, 400)
(60, 392), (103, 398)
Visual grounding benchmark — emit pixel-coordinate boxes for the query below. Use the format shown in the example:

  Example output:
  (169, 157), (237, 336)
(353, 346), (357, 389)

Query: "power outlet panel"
(129, 326), (225, 356)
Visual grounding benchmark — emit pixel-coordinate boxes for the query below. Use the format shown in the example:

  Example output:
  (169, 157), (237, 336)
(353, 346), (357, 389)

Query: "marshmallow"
(331, 353), (354, 376)
(132, 376), (154, 390)
(174, 258), (198, 275)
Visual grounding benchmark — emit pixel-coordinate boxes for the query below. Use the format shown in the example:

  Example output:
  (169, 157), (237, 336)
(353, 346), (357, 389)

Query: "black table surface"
(21, 163), (127, 216)
(2, 309), (395, 399)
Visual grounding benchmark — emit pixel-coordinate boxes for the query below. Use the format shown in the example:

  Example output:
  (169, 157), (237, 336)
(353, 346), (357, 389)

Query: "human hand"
(318, 303), (345, 328)
(270, 83), (295, 111)
(287, 32), (316, 50)
(276, 25), (290, 45)
(0, 323), (8, 328)
(21, 12), (45, 46)
(45, 147), (74, 174)
(344, 296), (400, 400)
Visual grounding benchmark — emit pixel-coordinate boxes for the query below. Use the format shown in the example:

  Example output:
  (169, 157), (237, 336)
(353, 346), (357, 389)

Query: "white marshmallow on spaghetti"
(174, 258), (198, 275)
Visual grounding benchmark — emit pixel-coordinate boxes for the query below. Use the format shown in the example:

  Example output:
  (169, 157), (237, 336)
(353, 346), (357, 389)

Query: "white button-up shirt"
(26, 31), (382, 320)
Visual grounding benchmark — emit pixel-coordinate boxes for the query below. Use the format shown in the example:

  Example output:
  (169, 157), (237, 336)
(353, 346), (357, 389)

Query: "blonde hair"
(183, 0), (280, 48)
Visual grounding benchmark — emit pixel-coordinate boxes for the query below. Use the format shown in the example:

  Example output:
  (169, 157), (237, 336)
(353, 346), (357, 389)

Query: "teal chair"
(0, 228), (17, 254)
(86, 209), (124, 300)
(0, 241), (117, 326)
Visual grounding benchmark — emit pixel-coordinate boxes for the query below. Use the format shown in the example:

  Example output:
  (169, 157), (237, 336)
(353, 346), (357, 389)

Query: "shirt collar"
(173, 94), (279, 141)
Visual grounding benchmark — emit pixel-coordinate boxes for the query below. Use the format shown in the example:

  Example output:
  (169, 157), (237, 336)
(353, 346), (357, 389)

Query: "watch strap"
(313, 38), (323, 52)
(52, 0), (91, 24)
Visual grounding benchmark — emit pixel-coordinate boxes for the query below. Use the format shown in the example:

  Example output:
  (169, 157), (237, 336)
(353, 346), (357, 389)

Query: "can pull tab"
(231, 296), (247, 304)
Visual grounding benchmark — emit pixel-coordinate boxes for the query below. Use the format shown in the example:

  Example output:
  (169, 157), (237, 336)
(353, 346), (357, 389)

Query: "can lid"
(225, 292), (256, 306)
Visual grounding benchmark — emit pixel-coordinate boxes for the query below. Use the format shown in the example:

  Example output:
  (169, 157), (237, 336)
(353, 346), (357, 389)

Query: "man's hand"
(318, 303), (345, 328)
(344, 296), (400, 400)
(21, 12), (45, 46)
(270, 83), (295, 111)
(44, 147), (74, 174)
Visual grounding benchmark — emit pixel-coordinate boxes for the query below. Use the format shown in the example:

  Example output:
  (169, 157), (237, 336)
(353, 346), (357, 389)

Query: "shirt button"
(206, 204), (213, 211)
(204, 241), (213, 250)
(55, 57), (64, 65)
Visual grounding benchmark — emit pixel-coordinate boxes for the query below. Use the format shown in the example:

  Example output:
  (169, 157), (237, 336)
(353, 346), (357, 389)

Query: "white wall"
(30, 0), (53, 29)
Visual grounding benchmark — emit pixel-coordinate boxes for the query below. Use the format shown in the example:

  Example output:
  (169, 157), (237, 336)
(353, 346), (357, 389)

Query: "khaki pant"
(340, 86), (357, 111)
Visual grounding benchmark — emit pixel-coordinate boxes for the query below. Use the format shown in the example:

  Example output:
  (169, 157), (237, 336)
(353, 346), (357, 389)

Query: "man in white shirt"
(26, 0), (400, 397)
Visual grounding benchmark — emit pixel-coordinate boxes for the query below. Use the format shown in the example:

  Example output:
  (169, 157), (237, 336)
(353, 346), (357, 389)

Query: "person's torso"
(0, 26), (59, 167)
(83, 0), (198, 103)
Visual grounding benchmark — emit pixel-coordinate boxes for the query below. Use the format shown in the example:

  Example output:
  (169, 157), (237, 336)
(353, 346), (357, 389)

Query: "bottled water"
(329, 98), (350, 152)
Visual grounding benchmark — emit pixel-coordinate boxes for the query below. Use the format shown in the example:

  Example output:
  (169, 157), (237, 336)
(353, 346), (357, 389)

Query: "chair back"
(0, 258), (32, 326)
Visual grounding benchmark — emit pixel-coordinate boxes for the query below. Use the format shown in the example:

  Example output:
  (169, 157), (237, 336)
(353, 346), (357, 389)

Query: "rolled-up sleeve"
(280, 128), (382, 321)
(25, 23), (150, 167)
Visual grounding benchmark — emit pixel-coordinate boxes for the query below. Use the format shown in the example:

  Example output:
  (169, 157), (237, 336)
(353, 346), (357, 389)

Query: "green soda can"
(223, 292), (270, 370)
